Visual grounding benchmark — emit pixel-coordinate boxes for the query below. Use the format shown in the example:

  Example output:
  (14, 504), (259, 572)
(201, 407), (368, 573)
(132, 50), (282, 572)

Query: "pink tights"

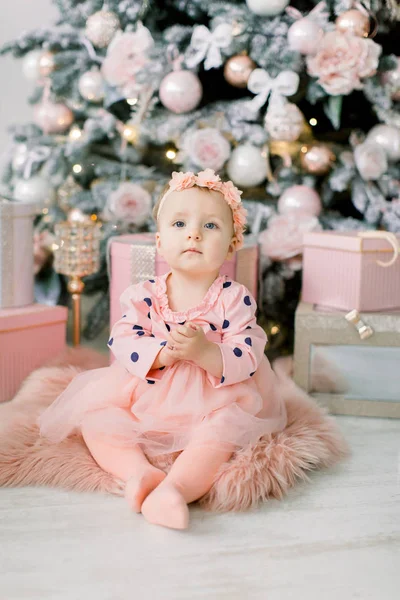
(81, 422), (232, 530)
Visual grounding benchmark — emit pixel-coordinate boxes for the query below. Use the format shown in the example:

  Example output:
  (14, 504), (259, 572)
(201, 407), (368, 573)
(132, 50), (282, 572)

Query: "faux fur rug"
(0, 348), (349, 512)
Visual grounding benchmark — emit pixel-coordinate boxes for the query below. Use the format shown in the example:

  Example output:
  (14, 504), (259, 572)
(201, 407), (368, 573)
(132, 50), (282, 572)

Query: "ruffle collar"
(154, 271), (227, 322)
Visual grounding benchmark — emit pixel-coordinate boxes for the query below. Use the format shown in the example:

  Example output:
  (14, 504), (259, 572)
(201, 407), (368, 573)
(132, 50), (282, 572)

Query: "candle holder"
(53, 219), (102, 346)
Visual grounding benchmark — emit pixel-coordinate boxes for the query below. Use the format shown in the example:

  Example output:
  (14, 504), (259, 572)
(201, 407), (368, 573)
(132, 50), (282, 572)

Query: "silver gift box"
(293, 302), (400, 418)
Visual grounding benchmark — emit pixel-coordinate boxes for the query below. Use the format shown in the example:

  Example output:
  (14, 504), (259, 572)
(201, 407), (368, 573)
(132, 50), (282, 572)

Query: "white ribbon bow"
(246, 68), (300, 112)
(186, 23), (233, 71)
(23, 146), (52, 179)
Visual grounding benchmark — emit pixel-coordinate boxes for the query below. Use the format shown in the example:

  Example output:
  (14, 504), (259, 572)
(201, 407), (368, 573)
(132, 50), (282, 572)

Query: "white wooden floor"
(1, 415), (399, 600)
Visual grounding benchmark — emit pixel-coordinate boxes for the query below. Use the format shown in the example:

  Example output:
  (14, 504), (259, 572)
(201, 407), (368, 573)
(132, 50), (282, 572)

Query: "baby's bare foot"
(125, 467), (166, 513)
(141, 482), (189, 530)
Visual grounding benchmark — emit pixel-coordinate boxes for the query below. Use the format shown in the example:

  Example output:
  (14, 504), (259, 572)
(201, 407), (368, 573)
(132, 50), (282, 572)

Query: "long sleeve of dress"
(109, 282), (165, 381)
(207, 283), (268, 388)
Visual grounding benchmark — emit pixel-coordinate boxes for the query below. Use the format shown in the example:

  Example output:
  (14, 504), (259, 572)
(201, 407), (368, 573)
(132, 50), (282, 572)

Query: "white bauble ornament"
(159, 70), (203, 114)
(288, 18), (324, 55)
(12, 144), (29, 171)
(246, 0), (289, 17)
(78, 69), (104, 102)
(34, 100), (74, 134)
(14, 176), (56, 207)
(22, 50), (42, 81)
(366, 125), (400, 162)
(278, 185), (322, 217)
(226, 144), (267, 188)
(381, 58), (400, 102)
(264, 101), (304, 142)
(85, 10), (120, 48)
(354, 142), (388, 181)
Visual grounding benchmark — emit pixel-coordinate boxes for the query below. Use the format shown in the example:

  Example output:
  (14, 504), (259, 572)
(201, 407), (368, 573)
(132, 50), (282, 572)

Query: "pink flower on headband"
(170, 171), (196, 191)
(195, 168), (222, 190)
(221, 180), (242, 207)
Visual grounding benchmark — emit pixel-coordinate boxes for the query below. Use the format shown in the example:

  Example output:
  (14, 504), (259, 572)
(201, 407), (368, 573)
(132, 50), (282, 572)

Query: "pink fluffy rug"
(0, 348), (349, 512)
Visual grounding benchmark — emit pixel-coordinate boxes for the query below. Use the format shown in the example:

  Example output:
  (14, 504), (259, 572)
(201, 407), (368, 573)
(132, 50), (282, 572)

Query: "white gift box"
(293, 302), (400, 418)
(0, 198), (36, 308)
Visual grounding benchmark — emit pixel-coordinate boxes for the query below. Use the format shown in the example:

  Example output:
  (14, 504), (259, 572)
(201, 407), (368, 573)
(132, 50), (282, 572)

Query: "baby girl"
(39, 168), (287, 529)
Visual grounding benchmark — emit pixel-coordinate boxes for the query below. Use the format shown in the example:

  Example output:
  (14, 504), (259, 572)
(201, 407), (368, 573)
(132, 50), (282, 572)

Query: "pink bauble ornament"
(381, 58), (400, 102)
(300, 145), (335, 175)
(34, 100), (74, 134)
(159, 70), (202, 114)
(335, 9), (370, 38)
(278, 185), (322, 217)
(246, 0), (289, 17)
(366, 124), (400, 162)
(287, 18), (324, 55)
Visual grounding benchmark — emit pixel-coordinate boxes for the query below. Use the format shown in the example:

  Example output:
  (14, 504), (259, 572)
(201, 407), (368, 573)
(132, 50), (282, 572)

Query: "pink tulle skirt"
(38, 357), (287, 457)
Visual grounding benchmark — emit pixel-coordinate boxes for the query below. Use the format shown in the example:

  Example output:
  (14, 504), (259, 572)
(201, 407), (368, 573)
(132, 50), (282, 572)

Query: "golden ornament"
(38, 51), (56, 76)
(336, 9), (370, 37)
(122, 124), (139, 144)
(224, 54), (256, 88)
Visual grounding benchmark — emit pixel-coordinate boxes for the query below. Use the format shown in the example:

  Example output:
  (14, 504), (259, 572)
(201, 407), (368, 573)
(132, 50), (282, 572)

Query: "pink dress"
(39, 272), (287, 457)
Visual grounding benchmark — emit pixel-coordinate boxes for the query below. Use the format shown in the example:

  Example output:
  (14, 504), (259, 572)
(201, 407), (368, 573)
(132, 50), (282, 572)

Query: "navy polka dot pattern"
(107, 337), (113, 346)
(178, 321), (186, 325)
(146, 379), (155, 384)
(220, 376), (225, 384)
(147, 312), (151, 319)
(131, 352), (139, 362)
(210, 323), (217, 331)
(149, 279), (155, 283)
(250, 371), (255, 377)
(137, 331), (145, 337)
(159, 366), (165, 370)
(233, 348), (243, 357)
(244, 296), (251, 306)
(160, 341), (167, 346)
(150, 334), (155, 338)
(246, 326), (252, 330)
(132, 325), (143, 330)
(245, 337), (252, 346)
(223, 281), (232, 289)
(165, 323), (171, 332)
(144, 297), (152, 307)
(222, 319), (230, 329)
(122, 315), (127, 318)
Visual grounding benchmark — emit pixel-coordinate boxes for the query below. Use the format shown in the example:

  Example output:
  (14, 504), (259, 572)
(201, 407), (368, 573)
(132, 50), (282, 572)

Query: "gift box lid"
(303, 231), (400, 254)
(0, 304), (68, 332)
(0, 198), (38, 218)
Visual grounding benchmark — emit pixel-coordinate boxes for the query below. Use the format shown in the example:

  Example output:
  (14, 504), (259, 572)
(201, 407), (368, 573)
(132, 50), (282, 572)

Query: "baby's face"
(156, 187), (237, 276)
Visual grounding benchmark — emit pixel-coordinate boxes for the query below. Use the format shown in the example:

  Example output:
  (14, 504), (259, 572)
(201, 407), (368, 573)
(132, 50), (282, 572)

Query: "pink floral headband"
(157, 169), (248, 249)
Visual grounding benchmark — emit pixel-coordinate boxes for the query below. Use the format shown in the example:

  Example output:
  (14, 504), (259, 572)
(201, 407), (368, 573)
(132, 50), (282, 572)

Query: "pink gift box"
(302, 231), (400, 312)
(109, 233), (259, 328)
(0, 304), (68, 402)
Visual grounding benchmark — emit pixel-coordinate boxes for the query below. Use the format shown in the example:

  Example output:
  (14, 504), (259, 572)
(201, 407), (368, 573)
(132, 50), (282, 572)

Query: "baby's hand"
(160, 346), (180, 367)
(166, 322), (210, 363)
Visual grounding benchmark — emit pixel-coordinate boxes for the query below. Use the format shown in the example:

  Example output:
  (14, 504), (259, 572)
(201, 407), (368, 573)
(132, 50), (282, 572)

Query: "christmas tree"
(1, 0), (399, 354)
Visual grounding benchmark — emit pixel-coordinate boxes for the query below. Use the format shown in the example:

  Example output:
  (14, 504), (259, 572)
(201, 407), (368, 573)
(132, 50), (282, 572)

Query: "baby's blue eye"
(205, 223), (218, 229)
(173, 221), (185, 228)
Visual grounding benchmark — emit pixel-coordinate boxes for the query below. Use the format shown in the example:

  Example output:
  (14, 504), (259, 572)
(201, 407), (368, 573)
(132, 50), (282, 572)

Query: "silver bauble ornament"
(22, 50), (42, 81)
(264, 102), (304, 142)
(226, 144), (268, 188)
(14, 176), (56, 207)
(85, 10), (120, 48)
(246, 0), (290, 17)
(78, 68), (105, 102)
